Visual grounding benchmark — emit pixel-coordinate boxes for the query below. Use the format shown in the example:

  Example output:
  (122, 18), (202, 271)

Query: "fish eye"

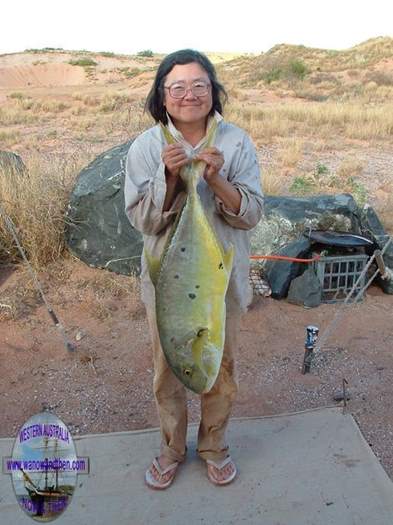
(183, 368), (192, 376)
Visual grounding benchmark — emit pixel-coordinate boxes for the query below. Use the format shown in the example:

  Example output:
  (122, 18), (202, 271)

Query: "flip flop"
(145, 457), (179, 490)
(206, 455), (237, 486)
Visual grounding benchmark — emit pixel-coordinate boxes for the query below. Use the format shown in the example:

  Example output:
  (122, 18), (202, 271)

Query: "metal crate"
(313, 252), (369, 303)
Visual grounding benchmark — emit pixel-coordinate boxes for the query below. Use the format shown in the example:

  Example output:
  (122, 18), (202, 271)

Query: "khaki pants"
(146, 306), (240, 463)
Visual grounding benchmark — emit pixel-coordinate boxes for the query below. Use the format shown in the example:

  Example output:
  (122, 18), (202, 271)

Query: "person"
(124, 49), (264, 489)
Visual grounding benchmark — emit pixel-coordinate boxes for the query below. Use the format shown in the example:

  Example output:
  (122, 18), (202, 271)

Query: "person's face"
(163, 62), (213, 128)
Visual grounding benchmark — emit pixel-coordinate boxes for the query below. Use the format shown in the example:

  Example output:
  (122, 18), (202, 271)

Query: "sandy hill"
(0, 49), (243, 89)
(217, 37), (393, 99)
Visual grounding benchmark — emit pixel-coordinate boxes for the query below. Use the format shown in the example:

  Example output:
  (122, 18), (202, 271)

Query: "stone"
(264, 238), (312, 299)
(250, 194), (361, 260)
(64, 140), (143, 275)
(287, 268), (322, 307)
(0, 151), (27, 177)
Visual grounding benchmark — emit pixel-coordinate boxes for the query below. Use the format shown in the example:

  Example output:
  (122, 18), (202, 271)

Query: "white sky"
(1, 0), (392, 55)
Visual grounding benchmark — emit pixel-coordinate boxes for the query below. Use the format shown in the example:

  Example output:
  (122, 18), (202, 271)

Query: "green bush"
(289, 176), (315, 194)
(264, 67), (282, 84)
(137, 49), (153, 57)
(120, 67), (140, 78)
(289, 59), (308, 80)
(68, 58), (97, 67)
(8, 92), (24, 100)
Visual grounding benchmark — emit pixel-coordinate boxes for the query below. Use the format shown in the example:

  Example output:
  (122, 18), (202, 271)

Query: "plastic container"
(313, 252), (369, 303)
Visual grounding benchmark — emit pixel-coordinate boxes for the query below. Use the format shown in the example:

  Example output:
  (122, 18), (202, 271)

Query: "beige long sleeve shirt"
(124, 113), (264, 314)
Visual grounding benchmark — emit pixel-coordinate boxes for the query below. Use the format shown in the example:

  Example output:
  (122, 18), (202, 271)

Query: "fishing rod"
(0, 203), (75, 352)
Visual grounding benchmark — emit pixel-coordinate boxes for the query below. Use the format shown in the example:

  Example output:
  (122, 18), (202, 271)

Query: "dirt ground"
(1, 255), (392, 481)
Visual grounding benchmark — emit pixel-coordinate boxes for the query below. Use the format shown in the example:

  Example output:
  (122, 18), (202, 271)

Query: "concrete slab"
(1, 406), (393, 525)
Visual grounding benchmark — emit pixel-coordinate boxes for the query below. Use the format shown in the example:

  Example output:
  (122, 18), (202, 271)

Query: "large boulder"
(250, 194), (361, 261)
(65, 140), (143, 275)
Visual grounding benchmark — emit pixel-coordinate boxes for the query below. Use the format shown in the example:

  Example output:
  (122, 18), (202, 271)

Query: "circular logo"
(10, 411), (78, 521)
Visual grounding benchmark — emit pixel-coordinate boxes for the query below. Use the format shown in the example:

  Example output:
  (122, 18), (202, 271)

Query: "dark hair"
(145, 49), (228, 124)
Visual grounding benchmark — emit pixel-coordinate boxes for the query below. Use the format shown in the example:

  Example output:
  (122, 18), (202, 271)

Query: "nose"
(183, 88), (197, 99)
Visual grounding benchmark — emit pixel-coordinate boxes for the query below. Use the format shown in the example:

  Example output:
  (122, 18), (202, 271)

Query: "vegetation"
(68, 57), (97, 67)
(1, 38), (393, 269)
(137, 49), (153, 57)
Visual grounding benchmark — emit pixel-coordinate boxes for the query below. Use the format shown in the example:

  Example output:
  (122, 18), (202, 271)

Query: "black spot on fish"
(195, 285), (200, 289)
(218, 262), (223, 269)
(181, 247), (186, 252)
(188, 293), (196, 299)
(174, 274), (179, 279)
(170, 337), (175, 343)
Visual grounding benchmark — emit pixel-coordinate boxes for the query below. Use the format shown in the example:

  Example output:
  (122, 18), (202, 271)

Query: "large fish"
(145, 119), (234, 394)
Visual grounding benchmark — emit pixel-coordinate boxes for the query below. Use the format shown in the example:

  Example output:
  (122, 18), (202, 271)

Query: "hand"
(161, 144), (189, 179)
(195, 147), (224, 183)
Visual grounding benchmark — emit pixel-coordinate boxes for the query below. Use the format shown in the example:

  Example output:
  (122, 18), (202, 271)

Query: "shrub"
(68, 58), (97, 67)
(264, 67), (282, 84)
(289, 59), (308, 80)
(137, 49), (153, 57)
(289, 175), (315, 194)
(8, 92), (24, 100)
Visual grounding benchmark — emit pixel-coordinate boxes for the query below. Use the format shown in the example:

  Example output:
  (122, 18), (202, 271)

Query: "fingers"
(162, 144), (189, 177)
(196, 152), (224, 173)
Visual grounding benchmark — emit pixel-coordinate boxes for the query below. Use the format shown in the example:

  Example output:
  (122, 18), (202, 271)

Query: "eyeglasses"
(164, 80), (211, 99)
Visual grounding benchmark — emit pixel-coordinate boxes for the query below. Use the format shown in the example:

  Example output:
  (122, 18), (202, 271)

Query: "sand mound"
(0, 62), (86, 88)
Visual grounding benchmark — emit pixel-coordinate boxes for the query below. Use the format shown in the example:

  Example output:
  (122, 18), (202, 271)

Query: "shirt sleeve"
(124, 136), (186, 236)
(215, 132), (264, 230)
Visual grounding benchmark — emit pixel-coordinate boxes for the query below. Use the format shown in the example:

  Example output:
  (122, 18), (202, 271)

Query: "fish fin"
(159, 122), (176, 145)
(144, 247), (161, 286)
(223, 244), (235, 272)
(204, 117), (218, 148)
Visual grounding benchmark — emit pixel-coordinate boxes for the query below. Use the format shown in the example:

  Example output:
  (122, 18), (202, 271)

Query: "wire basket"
(313, 252), (369, 303)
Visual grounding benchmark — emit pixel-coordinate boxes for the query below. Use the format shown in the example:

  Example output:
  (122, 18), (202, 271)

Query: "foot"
(145, 455), (179, 490)
(206, 456), (237, 486)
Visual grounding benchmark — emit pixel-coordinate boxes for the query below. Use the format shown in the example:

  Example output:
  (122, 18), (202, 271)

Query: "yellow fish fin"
(223, 244), (235, 272)
(144, 247), (161, 286)
(159, 122), (176, 145)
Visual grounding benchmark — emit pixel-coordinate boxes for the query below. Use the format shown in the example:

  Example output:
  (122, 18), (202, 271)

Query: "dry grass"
(277, 136), (304, 167)
(261, 166), (286, 195)
(378, 185), (393, 234)
(0, 150), (94, 270)
(1, 42), (393, 273)
(226, 101), (393, 142)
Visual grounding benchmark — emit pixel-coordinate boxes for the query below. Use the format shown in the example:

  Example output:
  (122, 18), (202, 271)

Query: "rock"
(0, 151), (27, 176)
(251, 195), (392, 296)
(251, 194), (361, 260)
(360, 204), (393, 262)
(264, 238), (312, 299)
(287, 267), (322, 307)
(65, 140), (143, 275)
(333, 390), (351, 402)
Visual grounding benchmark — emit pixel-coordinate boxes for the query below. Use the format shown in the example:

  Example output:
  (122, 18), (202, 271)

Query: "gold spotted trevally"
(145, 119), (234, 394)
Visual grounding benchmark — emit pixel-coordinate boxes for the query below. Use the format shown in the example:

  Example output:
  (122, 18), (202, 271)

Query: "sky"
(1, 0), (392, 56)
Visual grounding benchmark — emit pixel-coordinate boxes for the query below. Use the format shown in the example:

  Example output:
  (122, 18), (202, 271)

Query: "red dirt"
(1, 256), (392, 481)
